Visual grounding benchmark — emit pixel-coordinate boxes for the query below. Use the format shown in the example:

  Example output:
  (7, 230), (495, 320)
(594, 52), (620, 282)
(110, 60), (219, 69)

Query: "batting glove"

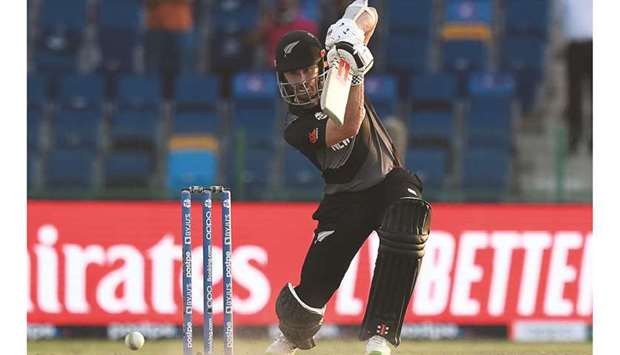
(326, 41), (374, 85)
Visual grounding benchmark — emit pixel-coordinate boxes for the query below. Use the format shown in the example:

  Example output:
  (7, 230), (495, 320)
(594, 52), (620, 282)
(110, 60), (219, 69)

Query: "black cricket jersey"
(283, 97), (402, 194)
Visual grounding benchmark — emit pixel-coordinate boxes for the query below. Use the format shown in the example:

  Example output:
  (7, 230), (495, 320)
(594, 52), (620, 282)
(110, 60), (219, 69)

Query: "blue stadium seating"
(387, 0), (434, 33)
(501, 37), (545, 111)
(501, 37), (545, 72)
(232, 72), (278, 144)
(283, 146), (322, 192)
(117, 75), (161, 111)
(104, 151), (153, 187)
(406, 147), (448, 189)
(408, 111), (455, 146)
(166, 150), (218, 192)
(462, 147), (511, 193)
(466, 96), (513, 150)
(209, 33), (254, 72)
(35, 29), (81, 74)
(96, 0), (140, 70)
(442, 40), (489, 73)
(98, 0), (142, 30)
(98, 28), (138, 73)
(504, 0), (550, 38)
(28, 154), (37, 188)
(39, 0), (88, 31)
(299, 0), (320, 22)
(410, 72), (458, 107)
(36, 0), (87, 73)
(52, 109), (102, 152)
(365, 75), (398, 117)
(386, 33), (430, 74)
(45, 150), (96, 189)
(109, 111), (160, 151)
(28, 75), (47, 109)
(444, 0), (493, 24)
(175, 75), (219, 111)
(238, 145), (276, 198)
(467, 71), (516, 97)
(466, 72), (515, 149)
(173, 112), (221, 135)
(28, 110), (41, 152)
(211, 0), (260, 34)
(59, 74), (105, 109)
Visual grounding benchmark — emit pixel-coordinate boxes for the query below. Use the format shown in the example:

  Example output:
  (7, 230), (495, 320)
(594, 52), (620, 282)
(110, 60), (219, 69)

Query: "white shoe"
(265, 333), (298, 354)
(365, 335), (391, 355)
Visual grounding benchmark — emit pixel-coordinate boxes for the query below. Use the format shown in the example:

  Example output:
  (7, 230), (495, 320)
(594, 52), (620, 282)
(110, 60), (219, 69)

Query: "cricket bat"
(321, 0), (378, 126)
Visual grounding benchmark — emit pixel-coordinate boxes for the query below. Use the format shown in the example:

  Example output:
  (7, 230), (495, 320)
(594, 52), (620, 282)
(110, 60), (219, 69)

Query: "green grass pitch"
(28, 338), (592, 355)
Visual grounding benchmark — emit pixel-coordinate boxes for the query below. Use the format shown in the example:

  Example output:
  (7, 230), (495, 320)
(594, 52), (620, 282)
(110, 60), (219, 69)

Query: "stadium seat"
(175, 75), (219, 111)
(52, 109), (102, 152)
(210, 0), (260, 34)
(408, 111), (455, 147)
(386, 32), (430, 74)
(172, 112), (221, 135)
(104, 151), (154, 187)
(364, 74), (398, 117)
(406, 147), (448, 189)
(465, 96), (513, 150)
(441, 40), (489, 73)
(462, 147), (511, 194)
(28, 153), (38, 189)
(35, 29), (81, 74)
(467, 71), (516, 97)
(386, 0), (434, 33)
(166, 149), (218, 192)
(28, 75), (48, 110)
(28, 109), (41, 153)
(35, 0), (87, 73)
(59, 74), (105, 110)
(39, 0), (88, 31)
(209, 32), (255, 72)
(231, 72), (278, 144)
(108, 111), (160, 152)
(117, 75), (161, 111)
(410, 72), (458, 108)
(98, 28), (139, 73)
(98, 0), (142, 30)
(504, 0), (550, 38)
(283, 146), (322, 194)
(500, 36), (545, 111)
(442, 0), (493, 40)
(232, 144), (276, 199)
(45, 150), (96, 189)
(444, 0), (493, 24)
(299, 0), (320, 22)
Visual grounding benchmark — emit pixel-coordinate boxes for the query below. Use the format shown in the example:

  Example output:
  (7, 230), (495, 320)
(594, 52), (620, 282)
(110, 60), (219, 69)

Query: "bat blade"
(321, 58), (352, 126)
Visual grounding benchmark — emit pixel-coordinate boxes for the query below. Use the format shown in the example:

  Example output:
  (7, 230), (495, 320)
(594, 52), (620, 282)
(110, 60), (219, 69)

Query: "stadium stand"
(28, 0), (570, 201)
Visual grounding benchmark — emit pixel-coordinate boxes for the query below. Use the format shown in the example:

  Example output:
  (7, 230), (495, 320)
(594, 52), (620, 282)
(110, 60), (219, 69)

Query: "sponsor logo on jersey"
(308, 128), (319, 144)
(330, 138), (351, 151)
(314, 112), (328, 121)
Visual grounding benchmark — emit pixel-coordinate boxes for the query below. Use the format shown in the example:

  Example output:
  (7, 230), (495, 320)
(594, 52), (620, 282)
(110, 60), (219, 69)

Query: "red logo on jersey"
(308, 128), (318, 144)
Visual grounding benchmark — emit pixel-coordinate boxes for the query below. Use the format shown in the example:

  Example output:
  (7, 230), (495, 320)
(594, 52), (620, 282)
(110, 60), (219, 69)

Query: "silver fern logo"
(283, 40), (301, 57)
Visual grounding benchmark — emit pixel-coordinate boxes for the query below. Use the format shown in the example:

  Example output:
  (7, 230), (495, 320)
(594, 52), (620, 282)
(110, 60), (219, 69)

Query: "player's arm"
(325, 82), (365, 146)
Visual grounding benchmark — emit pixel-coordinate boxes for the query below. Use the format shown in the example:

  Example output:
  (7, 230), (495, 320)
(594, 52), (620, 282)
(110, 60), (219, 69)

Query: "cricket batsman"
(266, 1), (432, 354)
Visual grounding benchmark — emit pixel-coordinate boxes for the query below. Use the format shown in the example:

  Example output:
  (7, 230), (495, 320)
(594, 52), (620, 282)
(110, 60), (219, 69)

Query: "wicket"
(181, 186), (234, 355)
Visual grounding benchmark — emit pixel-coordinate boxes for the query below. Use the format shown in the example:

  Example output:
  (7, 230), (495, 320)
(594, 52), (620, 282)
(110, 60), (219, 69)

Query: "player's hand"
(326, 41), (374, 77)
(325, 18), (365, 51)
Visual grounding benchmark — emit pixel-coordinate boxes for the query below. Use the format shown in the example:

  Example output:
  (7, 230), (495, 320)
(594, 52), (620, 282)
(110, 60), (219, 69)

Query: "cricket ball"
(124, 331), (145, 351)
